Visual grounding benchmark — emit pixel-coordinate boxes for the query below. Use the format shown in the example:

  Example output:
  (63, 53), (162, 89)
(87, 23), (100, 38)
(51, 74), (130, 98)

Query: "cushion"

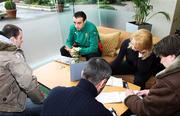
(99, 32), (121, 57)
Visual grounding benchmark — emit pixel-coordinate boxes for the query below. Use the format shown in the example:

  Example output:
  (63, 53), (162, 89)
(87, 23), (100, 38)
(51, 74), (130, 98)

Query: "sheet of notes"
(106, 76), (123, 87)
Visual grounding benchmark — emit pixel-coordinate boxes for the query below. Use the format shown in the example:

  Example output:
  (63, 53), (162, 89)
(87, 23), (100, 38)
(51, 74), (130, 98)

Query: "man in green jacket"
(60, 11), (101, 60)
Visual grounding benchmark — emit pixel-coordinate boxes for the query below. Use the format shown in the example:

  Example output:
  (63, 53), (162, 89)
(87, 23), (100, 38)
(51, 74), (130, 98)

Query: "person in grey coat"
(124, 34), (180, 116)
(0, 24), (44, 116)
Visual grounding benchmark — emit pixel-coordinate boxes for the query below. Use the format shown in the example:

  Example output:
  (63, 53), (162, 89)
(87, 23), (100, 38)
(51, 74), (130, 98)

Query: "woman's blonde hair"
(129, 29), (153, 59)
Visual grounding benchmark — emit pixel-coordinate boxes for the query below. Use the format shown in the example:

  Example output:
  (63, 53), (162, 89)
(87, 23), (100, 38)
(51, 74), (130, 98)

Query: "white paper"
(96, 90), (140, 104)
(106, 76), (123, 87)
(96, 92), (126, 103)
(54, 55), (75, 64)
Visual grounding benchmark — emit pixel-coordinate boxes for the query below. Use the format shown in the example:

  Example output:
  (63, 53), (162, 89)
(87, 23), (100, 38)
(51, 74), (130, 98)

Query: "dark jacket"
(111, 39), (164, 88)
(0, 35), (44, 112)
(41, 79), (112, 116)
(124, 55), (180, 116)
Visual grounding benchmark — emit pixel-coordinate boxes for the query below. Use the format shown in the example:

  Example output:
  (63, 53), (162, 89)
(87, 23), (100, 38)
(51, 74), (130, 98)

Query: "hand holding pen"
(125, 89), (135, 97)
(123, 82), (136, 97)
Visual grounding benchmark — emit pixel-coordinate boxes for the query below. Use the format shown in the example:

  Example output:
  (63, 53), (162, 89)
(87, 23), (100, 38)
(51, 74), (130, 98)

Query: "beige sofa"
(97, 26), (160, 89)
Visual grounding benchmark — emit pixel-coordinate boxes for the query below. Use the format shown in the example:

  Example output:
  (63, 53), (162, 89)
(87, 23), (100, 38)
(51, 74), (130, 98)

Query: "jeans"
(0, 98), (43, 116)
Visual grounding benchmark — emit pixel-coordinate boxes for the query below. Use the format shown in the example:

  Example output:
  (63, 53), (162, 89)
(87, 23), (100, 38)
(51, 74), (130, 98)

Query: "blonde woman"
(111, 29), (164, 89)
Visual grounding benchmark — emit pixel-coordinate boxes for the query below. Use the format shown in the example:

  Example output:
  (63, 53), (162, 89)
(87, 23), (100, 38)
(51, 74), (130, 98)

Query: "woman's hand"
(125, 89), (135, 97)
(137, 89), (149, 97)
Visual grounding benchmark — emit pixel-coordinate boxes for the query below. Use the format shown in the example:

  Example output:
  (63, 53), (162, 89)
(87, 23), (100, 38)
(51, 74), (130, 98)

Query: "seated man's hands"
(70, 48), (77, 57)
(65, 46), (81, 58)
(70, 47), (80, 58)
(65, 46), (71, 52)
(72, 47), (81, 52)
(65, 46), (78, 57)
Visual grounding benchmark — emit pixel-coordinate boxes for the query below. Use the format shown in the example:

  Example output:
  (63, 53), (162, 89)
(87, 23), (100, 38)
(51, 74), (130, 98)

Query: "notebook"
(54, 55), (75, 65)
(70, 61), (87, 81)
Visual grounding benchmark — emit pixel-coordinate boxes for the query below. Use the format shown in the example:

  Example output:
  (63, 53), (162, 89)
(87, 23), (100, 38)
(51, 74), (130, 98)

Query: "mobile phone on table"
(123, 81), (129, 89)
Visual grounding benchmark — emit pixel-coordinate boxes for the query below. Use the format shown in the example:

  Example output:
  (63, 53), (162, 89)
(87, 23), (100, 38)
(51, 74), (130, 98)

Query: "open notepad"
(54, 55), (75, 65)
(96, 92), (126, 103)
(106, 76), (123, 87)
(96, 91), (140, 104)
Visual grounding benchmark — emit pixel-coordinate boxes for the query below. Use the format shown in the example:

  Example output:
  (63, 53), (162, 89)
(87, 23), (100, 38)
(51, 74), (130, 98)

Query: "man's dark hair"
(2, 24), (22, 39)
(153, 34), (180, 57)
(82, 57), (112, 85)
(74, 11), (87, 21)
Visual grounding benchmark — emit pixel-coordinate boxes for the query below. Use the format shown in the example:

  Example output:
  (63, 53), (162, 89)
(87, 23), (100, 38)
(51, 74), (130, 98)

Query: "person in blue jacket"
(41, 57), (114, 116)
(60, 11), (101, 60)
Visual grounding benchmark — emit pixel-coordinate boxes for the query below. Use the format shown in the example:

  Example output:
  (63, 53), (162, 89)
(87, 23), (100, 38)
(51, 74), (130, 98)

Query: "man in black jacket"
(41, 57), (113, 116)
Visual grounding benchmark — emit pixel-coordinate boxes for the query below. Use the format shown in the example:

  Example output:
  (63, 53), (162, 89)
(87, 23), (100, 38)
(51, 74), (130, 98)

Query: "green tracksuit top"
(65, 21), (99, 55)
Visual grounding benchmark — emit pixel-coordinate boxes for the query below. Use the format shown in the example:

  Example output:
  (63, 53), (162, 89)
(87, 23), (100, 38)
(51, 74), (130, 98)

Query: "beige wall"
(149, 0), (176, 38)
(170, 0), (180, 34)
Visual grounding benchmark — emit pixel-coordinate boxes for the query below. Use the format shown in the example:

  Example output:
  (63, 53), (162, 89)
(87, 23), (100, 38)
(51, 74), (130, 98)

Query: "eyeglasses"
(129, 40), (147, 54)
(138, 50), (146, 54)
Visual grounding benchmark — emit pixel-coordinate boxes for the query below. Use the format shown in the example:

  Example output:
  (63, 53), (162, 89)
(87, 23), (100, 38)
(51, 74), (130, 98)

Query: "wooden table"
(33, 61), (140, 116)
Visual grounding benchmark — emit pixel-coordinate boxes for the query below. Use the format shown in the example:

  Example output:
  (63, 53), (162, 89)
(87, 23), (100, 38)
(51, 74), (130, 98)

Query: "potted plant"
(55, 0), (64, 12)
(126, 0), (170, 32)
(4, 0), (17, 18)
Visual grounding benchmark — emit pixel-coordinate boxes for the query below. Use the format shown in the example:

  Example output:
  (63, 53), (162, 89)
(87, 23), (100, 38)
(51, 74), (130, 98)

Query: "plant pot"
(126, 21), (152, 32)
(0, 12), (6, 19)
(6, 9), (17, 18)
(13, 0), (20, 3)
(56, 3), (64, 12)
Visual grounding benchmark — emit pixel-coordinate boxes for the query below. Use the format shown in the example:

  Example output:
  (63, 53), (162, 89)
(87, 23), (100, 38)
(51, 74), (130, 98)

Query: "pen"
(109, 108), (117, 116)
